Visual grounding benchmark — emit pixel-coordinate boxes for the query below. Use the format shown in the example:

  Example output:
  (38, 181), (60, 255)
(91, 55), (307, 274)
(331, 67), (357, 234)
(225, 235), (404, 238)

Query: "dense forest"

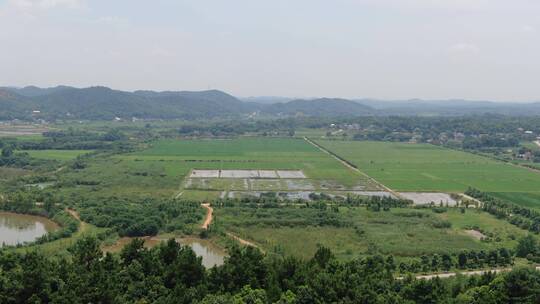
(1, 236), (540, 303)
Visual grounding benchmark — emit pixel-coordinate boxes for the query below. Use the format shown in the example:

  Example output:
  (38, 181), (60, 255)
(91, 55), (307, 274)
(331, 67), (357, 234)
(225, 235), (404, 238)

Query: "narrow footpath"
(66, 208), (88, 233)
(201, 203), (213, 229)
(200, 203), (261, 250)
(226, 232), (263, 252)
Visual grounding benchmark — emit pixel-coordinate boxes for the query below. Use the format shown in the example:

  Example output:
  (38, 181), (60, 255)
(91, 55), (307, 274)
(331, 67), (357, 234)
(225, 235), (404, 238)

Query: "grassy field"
(57, 157), (182, 198)
(119, 138), (381, 194)
(488, 192), (540, 210)
(11, 134), (45, 141)
(316, 140), (540, 194)
(215, 205), (527, 260)
(23, 149), (93, 160)
(0, 167), (31, 181)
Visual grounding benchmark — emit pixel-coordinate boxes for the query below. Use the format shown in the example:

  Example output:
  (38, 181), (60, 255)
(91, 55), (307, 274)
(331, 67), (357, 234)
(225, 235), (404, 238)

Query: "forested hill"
(0, 86), (255, 120)
(0, 86), (377, 120)
(264, 98), (374, 116)
(2, 85), (540, 121)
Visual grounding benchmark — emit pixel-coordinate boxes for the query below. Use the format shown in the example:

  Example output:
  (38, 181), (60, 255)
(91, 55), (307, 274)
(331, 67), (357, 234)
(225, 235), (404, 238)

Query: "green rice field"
(488, 192), (540, 210)
(121, 138), (381, 192)
(316, 140), (540, 194)
(23, 150), (93, 160)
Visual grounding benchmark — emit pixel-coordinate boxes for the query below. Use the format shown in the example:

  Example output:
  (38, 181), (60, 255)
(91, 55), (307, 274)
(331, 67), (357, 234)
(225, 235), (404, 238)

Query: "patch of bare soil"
(201, 203), (213, 229)
(464, 229), (486, 240)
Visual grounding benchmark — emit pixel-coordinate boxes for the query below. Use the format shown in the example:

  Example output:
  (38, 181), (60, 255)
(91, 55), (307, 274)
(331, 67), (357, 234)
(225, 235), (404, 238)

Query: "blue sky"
(1, 0), (539, 101)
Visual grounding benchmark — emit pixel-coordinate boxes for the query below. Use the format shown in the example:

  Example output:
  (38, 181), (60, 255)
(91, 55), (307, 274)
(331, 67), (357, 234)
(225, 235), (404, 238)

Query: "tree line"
(466, 188), (540, 235)
(1, 236), (540, 303)
(398, 248), (513, 274)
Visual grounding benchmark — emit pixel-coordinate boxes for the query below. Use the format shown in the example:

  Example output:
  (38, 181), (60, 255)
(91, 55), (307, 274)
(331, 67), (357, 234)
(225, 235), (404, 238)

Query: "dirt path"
(200, 203), (262, 251)
(535, 141), (540, 148)
(66, 208), (88, 233)
(226, 232), (263, 252)
(303, 137), (403, 199)
(201, 203), (213, 229)
(403, 266), (540, 280)
(175, 191), (184, 199)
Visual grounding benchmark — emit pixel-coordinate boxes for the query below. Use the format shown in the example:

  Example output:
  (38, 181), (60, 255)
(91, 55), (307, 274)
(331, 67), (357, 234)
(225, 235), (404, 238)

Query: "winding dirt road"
(201, 203), (213, 229)
(67, 208), (88, 232)
(200, 203), (261, 250)
(226, 232), (263, 251)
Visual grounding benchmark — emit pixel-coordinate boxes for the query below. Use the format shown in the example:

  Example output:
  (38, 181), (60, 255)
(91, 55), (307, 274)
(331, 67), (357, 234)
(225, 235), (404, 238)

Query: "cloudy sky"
(0, 0), (539, 101)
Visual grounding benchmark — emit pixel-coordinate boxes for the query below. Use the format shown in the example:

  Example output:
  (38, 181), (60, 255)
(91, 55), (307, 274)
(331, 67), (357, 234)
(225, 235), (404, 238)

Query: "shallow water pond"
(0, 212), (58, 246)
(103, 236), (226, 268)
(178, 238), (226, 268)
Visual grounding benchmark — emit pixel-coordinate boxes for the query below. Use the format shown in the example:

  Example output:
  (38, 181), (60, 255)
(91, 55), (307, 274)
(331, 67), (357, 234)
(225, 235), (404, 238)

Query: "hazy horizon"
(5, 84), (540, 104)
(1, 0), (539, 102)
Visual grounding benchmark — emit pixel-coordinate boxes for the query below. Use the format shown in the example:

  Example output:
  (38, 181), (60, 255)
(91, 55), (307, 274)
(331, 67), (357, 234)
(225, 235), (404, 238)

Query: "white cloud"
(150, 47), (175, 58)
(93, 16), (129, 27)
(346, 0), (500, 11)
(2, 0), (83, 13)
(520, 25), (536, 33)
(0, 0), (85, 20)
(449, 43), (480, 55)
(10, 0), (83, 9)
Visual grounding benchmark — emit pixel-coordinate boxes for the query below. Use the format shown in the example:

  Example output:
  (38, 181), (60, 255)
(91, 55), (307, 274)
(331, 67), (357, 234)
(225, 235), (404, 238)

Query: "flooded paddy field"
(226, 190), (395, 201)
(190, 169), (306, 179)
(398, 192), (460, 206)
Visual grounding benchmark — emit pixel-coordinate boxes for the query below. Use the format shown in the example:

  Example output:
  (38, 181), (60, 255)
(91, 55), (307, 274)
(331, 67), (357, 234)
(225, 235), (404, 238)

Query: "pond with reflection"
(0, 212), (59, 246)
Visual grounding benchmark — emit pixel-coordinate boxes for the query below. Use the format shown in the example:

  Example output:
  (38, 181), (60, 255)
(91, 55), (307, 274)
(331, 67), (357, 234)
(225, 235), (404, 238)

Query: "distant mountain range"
(0, 86), (253, 120)
(1, 85), (539, 120)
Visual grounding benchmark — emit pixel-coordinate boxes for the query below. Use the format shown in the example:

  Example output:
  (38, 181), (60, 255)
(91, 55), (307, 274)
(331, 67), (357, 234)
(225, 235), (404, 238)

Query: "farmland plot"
(316, 140), (540, 195)
(125, 138), (383, 194)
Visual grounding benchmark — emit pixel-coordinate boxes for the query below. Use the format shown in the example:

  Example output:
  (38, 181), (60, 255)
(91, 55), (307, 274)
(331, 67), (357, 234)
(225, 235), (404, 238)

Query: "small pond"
(178, 238), (226, 268)
(0, 212), (59, 247)
(103, 237), (226, 268)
